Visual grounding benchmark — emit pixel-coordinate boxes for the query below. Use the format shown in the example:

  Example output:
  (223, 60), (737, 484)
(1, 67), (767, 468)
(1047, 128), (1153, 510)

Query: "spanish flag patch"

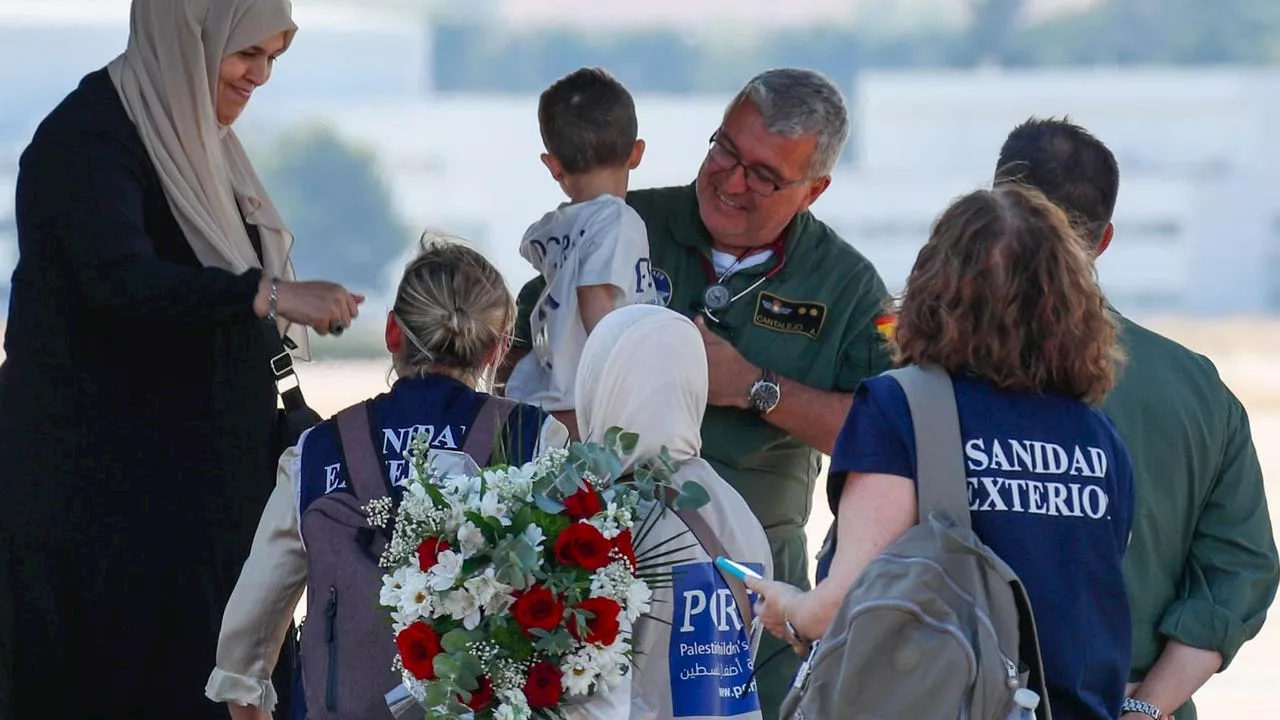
(875, 314), (897, 340)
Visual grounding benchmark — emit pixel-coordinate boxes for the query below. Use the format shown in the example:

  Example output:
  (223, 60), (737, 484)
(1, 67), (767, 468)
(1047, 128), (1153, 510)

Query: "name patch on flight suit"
(752, 292), (827, 340)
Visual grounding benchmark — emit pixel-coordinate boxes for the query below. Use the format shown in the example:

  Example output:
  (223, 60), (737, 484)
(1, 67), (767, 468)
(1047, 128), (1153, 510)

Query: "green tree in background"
(964, 0), (1025, 66)
(426, 0), (1280, 93)
(260, 124), (407, 294)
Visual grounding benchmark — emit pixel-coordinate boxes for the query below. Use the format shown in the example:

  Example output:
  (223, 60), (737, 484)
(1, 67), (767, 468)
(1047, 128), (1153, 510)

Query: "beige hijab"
(574, 305), (773, 720)
(576, 304), (705, 468)
(107, 0), (308, 357)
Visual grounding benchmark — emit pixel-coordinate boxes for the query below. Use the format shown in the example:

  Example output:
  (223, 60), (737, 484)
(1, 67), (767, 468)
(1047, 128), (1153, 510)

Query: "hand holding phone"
(715, 556), (763, 583)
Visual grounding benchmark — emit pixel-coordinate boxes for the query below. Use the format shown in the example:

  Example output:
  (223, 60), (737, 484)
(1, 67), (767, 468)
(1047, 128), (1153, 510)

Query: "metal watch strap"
(1122, 697), (1161, 719)
(266, 275), (280, 322)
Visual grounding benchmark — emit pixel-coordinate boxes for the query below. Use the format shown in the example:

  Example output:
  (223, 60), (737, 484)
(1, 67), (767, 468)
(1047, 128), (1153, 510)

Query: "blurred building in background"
(2, 0), (1279, 318)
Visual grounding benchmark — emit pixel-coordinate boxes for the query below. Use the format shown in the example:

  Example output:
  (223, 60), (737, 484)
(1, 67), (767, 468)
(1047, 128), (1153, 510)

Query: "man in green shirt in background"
(995, 117), (1279, 720)
(502, 68), (893, 718)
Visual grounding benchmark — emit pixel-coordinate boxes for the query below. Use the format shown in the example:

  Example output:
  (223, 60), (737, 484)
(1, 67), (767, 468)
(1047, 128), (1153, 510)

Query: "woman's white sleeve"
(204, 439), (310, 709)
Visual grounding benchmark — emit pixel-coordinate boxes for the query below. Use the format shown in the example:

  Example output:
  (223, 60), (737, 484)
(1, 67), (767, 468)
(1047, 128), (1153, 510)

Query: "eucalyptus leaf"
(534, 493), (565, 514)
(454, 671), (479, 693)
(423, 681), (450, 706)
(440, 629), (472, 654)
(674, 480), (711, 510)
(534, 628), (575, 654)
(458, 653), (485, 679)
(618, 431), (639, 455)
(432, 654), (460, 680)
(555, 470), (582, 496)
(514, 538), (538, 570)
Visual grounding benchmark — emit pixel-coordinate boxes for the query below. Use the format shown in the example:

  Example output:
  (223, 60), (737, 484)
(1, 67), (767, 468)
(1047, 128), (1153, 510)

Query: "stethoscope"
(698, 237), (788, 322)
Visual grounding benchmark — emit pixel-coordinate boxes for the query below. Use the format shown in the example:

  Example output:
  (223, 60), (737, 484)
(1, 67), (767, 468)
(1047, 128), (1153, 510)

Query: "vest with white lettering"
(297, 374), (548, 514)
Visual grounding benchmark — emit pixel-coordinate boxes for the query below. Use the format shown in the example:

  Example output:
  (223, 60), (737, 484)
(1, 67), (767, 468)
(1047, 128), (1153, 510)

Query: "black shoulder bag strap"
(263, 324), (322, 448)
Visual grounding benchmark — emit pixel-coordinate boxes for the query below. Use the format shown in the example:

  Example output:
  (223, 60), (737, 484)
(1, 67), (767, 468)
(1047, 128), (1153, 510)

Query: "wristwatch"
(748, 368), (781, 415)
(1121, 697), (1161, 719)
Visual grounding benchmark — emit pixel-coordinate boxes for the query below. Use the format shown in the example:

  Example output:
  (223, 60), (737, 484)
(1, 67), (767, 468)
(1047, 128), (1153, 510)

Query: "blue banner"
(669, 561), (764, 717)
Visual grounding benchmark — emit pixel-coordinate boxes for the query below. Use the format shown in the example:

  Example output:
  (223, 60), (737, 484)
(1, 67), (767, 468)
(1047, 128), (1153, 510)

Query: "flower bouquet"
(369, 427), (709, 719)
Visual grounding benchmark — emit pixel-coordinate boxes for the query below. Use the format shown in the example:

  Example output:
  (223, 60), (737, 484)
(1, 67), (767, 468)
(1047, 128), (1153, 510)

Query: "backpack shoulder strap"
(883, 365), (971, 528)
(463, 395), (521, 466)
(334, 401), (392, 503)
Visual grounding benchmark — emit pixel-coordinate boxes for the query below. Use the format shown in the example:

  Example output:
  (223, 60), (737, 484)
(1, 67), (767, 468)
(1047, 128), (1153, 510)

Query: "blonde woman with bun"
(207, 234), (569, 719)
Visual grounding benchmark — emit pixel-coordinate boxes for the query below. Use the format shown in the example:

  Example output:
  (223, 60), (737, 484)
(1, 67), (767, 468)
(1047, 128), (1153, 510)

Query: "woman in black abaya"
(0, 1), (363, 716)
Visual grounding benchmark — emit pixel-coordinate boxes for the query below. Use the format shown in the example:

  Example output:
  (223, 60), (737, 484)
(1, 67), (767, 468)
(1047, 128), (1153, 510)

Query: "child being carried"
(505, 67), (660, 438)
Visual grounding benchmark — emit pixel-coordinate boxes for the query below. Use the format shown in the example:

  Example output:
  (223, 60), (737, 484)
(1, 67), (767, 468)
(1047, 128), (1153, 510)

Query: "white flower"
(443, 500), (467, 535)
(522, 524), (546, 554)
(379, 566), (410, 609)
(478, 489), (512, 526)
(560, 651), (599, 697)
(394, 568), (434, 624)
(457, 521), (487, 558)
(443, 587), (483, 630)
(590, 561), (640, 609)
(535, 447), (569, 475)
(592, 501), (635, 540)
(427, 550), (463, 592)
(594, 657), (626, 692)
(493, 690), (531, 720)
(504, 462), (537, 500)
(488, 691), (529, 720)
(625, 579), (653, 622)
(464, 568), (514, 615)
(442, 471), (482, 501)
(400, 485), (434, 524)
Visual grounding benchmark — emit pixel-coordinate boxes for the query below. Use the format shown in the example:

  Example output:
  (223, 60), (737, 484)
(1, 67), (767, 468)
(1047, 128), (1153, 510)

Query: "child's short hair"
(538, 67), (637, 175)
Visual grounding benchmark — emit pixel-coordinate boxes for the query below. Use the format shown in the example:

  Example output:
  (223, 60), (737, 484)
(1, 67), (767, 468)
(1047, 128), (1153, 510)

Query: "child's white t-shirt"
(505, 194), (659, 411)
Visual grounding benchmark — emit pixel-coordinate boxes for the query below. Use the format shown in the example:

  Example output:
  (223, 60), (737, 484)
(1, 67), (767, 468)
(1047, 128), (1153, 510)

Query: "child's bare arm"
(577, 283), (623, 334)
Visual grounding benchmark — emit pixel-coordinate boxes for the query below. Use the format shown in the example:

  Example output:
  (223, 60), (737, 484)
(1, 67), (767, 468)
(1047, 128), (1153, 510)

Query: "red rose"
(523, 662), (564, 709)
(416, 537), (450, 572)
(554, 522), (612, 571)
(563, 487), (603, 520)
(459, 675), (495, 712)
(569, 597), (623, 646)
(395, 621), (442, 680)
(612, 529), (637, 571)
(510, 584), (565, 636)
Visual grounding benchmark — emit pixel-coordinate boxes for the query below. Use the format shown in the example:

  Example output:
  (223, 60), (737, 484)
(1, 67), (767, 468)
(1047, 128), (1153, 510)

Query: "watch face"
(750, 381), (780, 412)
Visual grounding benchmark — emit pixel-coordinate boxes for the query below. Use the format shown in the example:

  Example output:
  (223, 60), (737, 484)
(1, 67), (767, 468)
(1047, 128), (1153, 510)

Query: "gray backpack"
(781, 365), (1052, 720)
(298, 395), (517, 719)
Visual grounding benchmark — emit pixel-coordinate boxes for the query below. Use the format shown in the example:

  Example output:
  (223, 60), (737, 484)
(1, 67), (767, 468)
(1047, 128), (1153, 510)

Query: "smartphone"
(715, 556), (763, 582)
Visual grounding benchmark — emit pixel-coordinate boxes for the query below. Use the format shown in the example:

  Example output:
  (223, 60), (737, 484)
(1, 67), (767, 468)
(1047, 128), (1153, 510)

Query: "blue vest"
(297, 375), (548, 514)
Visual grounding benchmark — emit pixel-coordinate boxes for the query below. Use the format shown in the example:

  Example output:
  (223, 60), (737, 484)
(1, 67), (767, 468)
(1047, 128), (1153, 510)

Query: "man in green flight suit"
(502, 68), (893, 717)
(995, 117), (1279, 720)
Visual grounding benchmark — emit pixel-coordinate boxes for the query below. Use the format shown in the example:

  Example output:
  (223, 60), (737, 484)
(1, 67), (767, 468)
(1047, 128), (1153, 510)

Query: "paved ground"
(296, 355), (1280, 716)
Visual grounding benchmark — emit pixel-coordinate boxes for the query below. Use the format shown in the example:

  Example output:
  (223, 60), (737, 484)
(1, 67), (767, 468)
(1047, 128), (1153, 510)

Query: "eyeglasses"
(705, 131), (808, 197)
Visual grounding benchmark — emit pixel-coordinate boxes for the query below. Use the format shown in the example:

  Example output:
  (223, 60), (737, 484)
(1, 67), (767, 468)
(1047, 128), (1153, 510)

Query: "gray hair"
(729, 68), (850, 177)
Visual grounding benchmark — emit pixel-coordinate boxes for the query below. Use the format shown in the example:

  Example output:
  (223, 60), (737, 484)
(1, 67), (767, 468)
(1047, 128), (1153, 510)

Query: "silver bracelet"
(266, 276), (280, 322)
(784, 616), (810, 649)
(1121, 697), (1161, 719)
